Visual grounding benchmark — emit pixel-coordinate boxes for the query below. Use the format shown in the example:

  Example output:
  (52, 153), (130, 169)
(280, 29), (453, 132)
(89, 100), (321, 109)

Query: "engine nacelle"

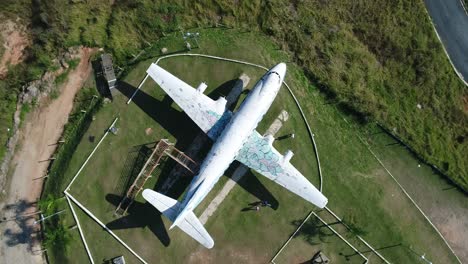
(196, 82), (208, 93)
(265, 134), (275, 146)
(283, 150), (294, 163)
(216, 96), (227, 107)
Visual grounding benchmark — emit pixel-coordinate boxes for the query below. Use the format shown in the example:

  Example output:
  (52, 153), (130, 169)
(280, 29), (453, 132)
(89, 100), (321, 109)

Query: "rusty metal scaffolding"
(115, 139), (198, 215)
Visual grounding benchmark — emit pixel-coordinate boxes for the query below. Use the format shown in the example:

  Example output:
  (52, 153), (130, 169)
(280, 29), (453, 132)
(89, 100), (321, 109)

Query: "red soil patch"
(0, 20), (29, 78)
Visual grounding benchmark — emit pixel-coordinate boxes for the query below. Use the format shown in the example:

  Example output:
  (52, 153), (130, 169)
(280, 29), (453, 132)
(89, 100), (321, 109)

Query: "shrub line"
(376, 123), (466, 194)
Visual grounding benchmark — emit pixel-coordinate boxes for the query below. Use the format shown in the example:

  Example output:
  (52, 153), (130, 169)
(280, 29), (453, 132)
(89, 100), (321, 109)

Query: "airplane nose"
(272, 63), (287, 80)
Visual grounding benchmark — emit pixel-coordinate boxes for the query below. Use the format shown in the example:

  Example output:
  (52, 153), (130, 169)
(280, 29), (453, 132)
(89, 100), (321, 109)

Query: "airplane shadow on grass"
(116, 81), (199, 150)
(151, 158), (280, 212)
(226, 162), (279, 211)
(105, 194), (171, 247)
(116, 79), (240, 150)
(115, 79), (279, 226)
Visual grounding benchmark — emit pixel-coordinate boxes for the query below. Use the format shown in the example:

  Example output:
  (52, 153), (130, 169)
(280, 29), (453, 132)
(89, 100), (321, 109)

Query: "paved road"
(424, 0), (468, 84)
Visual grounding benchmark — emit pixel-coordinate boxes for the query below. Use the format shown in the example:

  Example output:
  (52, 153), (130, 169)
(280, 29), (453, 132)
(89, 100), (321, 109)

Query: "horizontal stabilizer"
(142, 189), (214, 248)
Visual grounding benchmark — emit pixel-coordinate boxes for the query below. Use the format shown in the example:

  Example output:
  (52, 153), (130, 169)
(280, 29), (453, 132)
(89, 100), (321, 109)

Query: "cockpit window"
(269, 71), (281, 83)
(271, 71), (281, 78)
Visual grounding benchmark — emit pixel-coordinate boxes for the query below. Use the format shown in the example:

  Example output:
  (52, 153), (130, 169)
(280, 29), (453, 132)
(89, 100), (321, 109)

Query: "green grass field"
(49, 29), (460, 263)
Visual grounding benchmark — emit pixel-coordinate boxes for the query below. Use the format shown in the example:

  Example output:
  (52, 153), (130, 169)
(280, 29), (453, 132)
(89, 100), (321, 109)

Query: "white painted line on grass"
(325, 207), (391, 264)
(270, 211), (315, 263)
(65, 191), (148, 264)
(199, 165), (248, 224)
(126, 74), (149, 104)
(312, 212), (368, 262)
(65, 194), (94, 264)
(65, 117), (118, 191)
(342, 117), (462, 264)
(200, 110), (289, 224)
(282, 80), (324, 192)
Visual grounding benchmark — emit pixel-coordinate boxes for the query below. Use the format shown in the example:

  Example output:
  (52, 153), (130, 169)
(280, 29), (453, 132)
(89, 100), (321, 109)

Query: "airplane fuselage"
(172, 63), (286, 225)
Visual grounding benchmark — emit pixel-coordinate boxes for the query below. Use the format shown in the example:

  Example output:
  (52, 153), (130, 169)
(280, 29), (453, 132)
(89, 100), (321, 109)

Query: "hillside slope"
(1, 0), (467, 190)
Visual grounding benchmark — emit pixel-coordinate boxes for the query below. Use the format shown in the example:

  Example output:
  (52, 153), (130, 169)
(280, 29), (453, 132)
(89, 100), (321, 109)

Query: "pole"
(34, 209), (66, 224)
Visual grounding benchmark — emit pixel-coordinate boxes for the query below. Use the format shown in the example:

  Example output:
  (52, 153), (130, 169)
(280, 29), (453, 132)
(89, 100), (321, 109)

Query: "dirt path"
(0, 47), (92, 264)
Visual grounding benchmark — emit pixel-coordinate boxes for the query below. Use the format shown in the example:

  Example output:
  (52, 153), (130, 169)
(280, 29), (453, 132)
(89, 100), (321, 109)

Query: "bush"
(67, 59), (80, 70)
(43, 224), (72, 256)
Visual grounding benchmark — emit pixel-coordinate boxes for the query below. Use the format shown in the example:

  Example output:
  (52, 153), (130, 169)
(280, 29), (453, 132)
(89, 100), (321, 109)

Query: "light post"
(421, 254), (432, 264)
(184, 32), (200, 49)
(406, 245), (433, 264)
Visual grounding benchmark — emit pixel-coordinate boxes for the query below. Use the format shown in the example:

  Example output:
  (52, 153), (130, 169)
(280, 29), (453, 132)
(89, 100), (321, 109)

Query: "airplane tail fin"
(142, 189), (214, 248)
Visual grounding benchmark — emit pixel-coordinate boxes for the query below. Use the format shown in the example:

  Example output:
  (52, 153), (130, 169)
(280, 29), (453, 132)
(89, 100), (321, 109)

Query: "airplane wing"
(235, 131), (328, 208)
(147, 63), (231, 139)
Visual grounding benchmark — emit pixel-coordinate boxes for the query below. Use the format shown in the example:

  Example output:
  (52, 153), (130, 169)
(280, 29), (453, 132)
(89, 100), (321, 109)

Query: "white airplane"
(142, 62), (327, 248)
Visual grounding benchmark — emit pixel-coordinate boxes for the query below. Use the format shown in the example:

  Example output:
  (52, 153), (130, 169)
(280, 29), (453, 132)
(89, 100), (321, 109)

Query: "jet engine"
(265, 134), (275, 146)
(283, 150), (294, 163)
(216, 96), (227, 107)
(196, 82), (208, 93)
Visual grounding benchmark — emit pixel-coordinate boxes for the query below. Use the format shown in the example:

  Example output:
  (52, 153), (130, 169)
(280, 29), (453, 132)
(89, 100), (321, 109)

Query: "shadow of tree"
(2, 199), (39, 252)
(291, 216), (334, 245)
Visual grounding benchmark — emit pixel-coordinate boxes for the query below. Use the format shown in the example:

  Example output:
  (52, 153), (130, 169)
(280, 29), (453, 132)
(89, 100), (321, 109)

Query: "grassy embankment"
(2, 0), (466, 191)
(49, 29), (459, 263)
